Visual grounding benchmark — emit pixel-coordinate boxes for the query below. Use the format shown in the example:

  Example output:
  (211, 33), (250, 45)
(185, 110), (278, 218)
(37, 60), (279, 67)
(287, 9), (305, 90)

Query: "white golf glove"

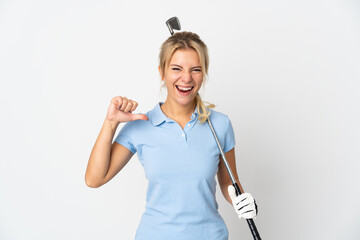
(228, 185), (258, 219)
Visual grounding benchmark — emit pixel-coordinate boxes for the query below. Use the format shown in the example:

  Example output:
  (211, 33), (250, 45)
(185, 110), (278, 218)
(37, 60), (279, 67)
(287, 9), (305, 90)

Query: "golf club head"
(166, 17), (181, 35)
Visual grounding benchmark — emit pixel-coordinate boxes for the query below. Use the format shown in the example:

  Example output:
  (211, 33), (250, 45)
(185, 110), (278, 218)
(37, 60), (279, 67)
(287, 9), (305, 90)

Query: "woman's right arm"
(85, 96), (148, 188)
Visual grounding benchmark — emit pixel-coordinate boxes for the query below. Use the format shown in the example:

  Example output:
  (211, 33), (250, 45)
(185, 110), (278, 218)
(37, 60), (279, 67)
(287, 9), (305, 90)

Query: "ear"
(158, 66), (164, 81)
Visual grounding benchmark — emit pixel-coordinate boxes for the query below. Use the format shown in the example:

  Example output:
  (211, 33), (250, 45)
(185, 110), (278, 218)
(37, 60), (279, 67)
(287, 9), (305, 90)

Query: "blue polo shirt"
(114, 102), (236, 240)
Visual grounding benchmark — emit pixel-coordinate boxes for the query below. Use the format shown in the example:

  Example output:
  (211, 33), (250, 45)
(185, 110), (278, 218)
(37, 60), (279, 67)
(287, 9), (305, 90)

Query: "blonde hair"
(159, 31), (215, 123)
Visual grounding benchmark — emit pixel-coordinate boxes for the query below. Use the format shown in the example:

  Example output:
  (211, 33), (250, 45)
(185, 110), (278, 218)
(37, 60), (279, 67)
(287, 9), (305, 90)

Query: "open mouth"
(176, 85), (194, 93)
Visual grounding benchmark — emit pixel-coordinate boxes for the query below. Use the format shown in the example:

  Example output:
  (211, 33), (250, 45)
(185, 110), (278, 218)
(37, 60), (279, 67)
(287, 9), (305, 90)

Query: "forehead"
(169, 48), (200, 66)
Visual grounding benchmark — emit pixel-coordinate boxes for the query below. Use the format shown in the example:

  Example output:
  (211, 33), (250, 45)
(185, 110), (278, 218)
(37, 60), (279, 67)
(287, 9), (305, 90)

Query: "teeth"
(177, 86), (193, 91)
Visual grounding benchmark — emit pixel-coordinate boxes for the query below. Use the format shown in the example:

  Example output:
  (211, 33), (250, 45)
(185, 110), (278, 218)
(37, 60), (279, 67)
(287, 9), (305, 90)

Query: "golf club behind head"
(166, 17), (181, 35)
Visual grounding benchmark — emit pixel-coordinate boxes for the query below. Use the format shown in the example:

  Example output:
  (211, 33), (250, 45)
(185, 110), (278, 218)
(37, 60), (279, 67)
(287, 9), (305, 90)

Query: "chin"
(176, 97), (196, 106)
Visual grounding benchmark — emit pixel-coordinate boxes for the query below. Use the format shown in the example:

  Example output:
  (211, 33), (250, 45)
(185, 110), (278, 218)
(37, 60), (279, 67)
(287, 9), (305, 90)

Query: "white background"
(1, 0), (359, 239)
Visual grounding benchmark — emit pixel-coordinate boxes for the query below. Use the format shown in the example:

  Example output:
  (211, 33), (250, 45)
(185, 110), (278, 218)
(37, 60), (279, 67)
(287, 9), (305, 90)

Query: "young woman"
(85, 31), (257, 240)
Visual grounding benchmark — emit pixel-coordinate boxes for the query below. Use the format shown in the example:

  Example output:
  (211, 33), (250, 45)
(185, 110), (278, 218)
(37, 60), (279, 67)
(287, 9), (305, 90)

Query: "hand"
(106, 96), (148, 123)
(228, 185), (258, 219)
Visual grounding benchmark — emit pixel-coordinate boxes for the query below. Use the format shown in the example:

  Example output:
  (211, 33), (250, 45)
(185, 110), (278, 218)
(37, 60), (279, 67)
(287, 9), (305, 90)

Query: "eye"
(171, 67), (181, 71)
(192, 68), (202, 72)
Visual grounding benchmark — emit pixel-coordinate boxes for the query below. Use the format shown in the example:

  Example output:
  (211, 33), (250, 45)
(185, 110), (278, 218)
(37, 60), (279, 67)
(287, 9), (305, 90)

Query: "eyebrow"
(170, 64), (202, 69)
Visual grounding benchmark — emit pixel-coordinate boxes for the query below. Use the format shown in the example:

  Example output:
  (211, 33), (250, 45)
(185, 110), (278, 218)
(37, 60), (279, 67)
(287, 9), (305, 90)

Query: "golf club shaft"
(207, 117), (262, 240)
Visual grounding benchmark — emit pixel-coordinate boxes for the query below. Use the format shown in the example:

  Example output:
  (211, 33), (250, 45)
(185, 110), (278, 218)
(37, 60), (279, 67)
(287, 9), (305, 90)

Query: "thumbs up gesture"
(106, 96), (148, 124)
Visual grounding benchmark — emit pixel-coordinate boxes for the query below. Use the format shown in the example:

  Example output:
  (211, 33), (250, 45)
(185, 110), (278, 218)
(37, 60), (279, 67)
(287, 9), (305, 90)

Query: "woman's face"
(161, 48), (204, 108)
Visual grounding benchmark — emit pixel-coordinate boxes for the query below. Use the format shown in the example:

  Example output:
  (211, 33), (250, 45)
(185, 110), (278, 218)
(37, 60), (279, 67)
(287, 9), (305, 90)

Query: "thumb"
(131, 113), (149, 121)
(227, 185), (237, 200)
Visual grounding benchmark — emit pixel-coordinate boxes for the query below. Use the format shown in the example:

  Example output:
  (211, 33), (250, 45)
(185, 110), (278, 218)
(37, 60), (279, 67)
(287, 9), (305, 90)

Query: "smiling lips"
(176, 85), (194, 94)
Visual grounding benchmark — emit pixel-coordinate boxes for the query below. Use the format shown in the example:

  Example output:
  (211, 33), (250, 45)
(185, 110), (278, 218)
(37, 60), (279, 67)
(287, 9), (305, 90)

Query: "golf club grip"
(233, 183), (262, 240)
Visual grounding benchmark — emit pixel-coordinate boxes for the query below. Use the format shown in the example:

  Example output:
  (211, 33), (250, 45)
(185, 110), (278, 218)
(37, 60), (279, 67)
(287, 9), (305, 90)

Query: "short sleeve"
(223, 116), (236, 153)
(114, 122), (137, 154)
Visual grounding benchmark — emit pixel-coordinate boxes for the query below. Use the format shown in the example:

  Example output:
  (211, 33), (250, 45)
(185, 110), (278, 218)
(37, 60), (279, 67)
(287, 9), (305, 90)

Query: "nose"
(181, 71), (192, 83)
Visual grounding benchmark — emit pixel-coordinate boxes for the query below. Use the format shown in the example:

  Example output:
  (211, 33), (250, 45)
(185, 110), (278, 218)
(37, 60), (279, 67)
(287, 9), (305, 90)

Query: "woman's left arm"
(218, 147), (258, 219)
(217, 147), (244, 204)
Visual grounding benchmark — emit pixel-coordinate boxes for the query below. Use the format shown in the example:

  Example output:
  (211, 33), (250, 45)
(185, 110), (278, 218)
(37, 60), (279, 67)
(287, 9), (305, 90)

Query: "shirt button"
(181, 133), (185, 137)
(187, 123), (190, 126)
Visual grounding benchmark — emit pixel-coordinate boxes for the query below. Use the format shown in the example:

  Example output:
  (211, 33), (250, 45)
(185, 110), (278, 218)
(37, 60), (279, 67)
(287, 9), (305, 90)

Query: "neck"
(161, 99), (196, 120)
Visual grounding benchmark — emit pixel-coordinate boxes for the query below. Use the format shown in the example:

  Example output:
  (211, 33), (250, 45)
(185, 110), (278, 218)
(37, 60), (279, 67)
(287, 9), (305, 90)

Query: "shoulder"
(208, 109), (236, 151)
(207, 109), (234, 134)
(208, 109), (231, 124)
